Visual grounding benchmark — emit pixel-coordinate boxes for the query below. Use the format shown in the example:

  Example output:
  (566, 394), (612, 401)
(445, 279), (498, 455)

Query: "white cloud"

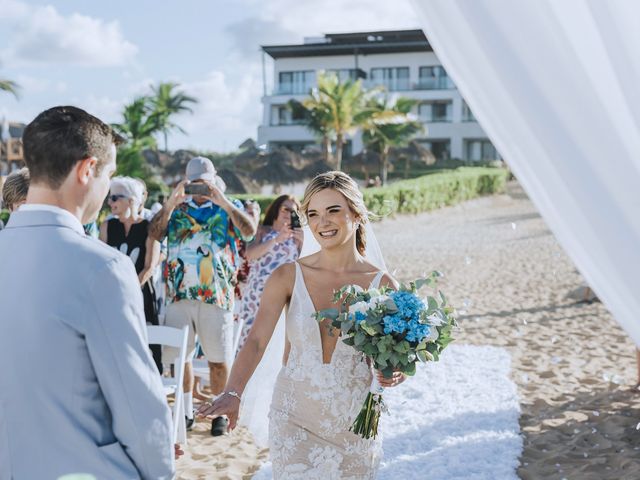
(76, 94), (125, 123)
(0, 0), (28, 19)
(171, 69), (264, 151)
(225, 17), (298, 58)
(1, 1), (137, 67)
(14, 74), (50, 94)
(235, 0), (417, 47)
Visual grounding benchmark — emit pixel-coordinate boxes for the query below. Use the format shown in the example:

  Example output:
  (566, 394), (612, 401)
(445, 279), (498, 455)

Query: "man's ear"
(76, 156), (97, 185)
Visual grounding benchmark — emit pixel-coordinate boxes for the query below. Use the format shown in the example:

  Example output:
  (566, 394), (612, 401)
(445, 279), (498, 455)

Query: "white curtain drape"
(411, 0), (640, 345)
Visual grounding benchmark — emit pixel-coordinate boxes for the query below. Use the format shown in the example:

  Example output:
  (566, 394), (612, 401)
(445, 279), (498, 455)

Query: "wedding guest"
(135, 178), (154, 221)
(100, 176), (163, 372)
(235, 195), (303, 351)
(235, 199), (262, 299)
(1, 167), (30, 213)
(0, 106), (175, 479)
(149, 156), (257, 435)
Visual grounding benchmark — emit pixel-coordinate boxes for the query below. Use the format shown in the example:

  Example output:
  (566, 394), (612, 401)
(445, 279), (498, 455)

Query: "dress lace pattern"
(268, 263), (384, 479)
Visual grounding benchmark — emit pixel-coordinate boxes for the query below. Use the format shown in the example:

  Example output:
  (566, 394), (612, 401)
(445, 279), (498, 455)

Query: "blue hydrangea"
(383, 291), (430, 342)
(390, 291), (425, 320)
(349, 311), (368, 325)
(383, 313), (407, 335)
(405, 319), (430, 342)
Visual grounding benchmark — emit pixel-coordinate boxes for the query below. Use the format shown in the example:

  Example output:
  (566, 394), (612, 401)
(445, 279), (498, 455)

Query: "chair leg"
(177, 392), (187, 444)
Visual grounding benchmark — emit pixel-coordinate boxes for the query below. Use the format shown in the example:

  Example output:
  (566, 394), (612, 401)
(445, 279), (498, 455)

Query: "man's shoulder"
(67, 232), (130, 270)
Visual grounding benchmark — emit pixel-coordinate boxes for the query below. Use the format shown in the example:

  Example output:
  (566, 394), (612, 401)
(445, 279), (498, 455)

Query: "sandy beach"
(177, 181), (640, 479)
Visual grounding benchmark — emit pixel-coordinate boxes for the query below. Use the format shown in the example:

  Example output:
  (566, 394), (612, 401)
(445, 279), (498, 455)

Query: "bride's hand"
(376, 370), (406, 388)
(196, 394), (241, 430)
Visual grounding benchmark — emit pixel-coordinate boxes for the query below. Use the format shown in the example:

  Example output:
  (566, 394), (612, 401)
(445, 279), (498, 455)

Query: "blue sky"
(0, 0), (416, 151)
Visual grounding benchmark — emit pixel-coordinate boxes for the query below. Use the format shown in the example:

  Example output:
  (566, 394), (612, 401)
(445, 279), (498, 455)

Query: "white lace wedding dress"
(268, 262), (385, 479)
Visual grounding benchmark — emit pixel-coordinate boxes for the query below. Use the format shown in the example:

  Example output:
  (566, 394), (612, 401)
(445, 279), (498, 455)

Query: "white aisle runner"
(254, 344), (522, 479)
(378, 344), (522, 480)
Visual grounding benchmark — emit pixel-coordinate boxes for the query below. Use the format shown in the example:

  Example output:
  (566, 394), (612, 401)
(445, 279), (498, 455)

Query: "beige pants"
(163, 300), (233, 363)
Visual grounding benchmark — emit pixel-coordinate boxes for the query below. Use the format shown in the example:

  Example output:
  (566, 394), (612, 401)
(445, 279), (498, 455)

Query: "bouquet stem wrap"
(351, 392), (384, 439)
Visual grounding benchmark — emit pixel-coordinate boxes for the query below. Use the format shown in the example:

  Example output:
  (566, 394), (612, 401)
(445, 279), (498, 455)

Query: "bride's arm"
(197, 263), (294, 429)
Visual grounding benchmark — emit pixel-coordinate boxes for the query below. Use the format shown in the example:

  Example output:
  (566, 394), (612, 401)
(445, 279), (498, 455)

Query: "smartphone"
(184, 183), (211, 196)
(290, 210), (302, 229)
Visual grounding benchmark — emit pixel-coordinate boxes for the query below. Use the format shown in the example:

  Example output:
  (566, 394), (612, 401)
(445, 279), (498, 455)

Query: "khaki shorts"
(163, 300), (233, 364)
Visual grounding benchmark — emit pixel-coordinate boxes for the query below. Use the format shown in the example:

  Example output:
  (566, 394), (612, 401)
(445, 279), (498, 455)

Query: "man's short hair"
(22, 106), (123, 189)
(2, 168), (30, 210)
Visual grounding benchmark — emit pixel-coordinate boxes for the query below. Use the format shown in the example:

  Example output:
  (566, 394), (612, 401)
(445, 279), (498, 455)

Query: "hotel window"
(419, 139), (451, 161)
(418, 101), (452, 122)
(277, 71), (315, 95)
(462, 101), (477, 122)
(465, 139), (499, 161)
(326, 69), (365, 83)
(370, 67), (410, 91)
(417, 66), (453, 90)
(271, 105), (305, 126)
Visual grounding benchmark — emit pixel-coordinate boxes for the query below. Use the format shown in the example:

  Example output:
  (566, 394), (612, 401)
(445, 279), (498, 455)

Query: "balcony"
(271, 120), (307, 127)
(365, 80), (411, 92)
(414, 77), (454, 90)
(273, 82), (315, 96)
(419, 116), (452, 123)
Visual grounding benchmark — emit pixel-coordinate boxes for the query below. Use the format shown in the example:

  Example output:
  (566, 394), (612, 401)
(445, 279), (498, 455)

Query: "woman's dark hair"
(262, 194), (300, 227)
(22, 106), (123, 189)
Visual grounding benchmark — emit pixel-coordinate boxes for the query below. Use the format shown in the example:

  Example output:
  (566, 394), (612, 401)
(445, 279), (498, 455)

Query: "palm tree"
(149, 82), (197, 152)
(361, 96), (423, 185)
(0, 78), (19, 98)
(288, 98), (334, 164)
(111, 96), (160, 178)
(305, 72), (372, 171)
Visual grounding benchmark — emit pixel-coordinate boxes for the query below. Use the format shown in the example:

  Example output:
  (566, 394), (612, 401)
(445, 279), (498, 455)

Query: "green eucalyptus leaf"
(390, 352), (400, 367)
(342, 336), (355, 346)
(427, 297), (438, 312)
(382, 366), (394, 378)
(363, 343), (378, 356)
(354, 331), (366, 346)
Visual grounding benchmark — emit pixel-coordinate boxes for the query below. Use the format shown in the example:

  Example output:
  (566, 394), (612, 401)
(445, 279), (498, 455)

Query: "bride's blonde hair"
(301, 171), (369, 255)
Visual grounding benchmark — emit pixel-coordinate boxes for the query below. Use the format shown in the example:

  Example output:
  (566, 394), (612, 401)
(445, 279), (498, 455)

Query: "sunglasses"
(108, 194), (127, 202)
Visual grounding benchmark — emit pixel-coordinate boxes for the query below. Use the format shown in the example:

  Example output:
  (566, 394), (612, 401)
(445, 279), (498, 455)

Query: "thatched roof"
(217, 168), (261, 194)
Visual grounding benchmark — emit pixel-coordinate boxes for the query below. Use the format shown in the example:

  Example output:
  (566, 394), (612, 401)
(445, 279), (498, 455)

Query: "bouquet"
(314, 271), (456, 439)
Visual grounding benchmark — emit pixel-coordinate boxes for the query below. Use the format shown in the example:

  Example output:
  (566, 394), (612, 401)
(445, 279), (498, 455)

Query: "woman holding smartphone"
(235, 195), (303, 351)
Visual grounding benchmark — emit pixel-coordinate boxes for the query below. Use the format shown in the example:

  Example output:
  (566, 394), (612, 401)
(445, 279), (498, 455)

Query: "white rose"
(367, 295), (390, 310)
(425, 327), (440, 342)
(348, 301), (369, 315)
(427, 312), (445, 326)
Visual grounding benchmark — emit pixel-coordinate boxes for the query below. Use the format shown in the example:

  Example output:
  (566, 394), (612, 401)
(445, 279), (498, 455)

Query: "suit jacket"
(0, 206), (174, 480)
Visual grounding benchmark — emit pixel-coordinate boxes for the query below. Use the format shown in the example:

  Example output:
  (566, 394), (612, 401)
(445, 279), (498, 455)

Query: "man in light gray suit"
(0, 106), (176, 479)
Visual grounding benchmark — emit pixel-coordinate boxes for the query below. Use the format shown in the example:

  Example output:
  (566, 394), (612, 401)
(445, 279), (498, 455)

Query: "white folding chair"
(192, 357), (210, 388)
(147, 325), (189, 445)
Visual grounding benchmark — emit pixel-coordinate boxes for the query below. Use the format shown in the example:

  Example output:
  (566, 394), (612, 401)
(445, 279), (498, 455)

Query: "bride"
(199, 171), (406, 478)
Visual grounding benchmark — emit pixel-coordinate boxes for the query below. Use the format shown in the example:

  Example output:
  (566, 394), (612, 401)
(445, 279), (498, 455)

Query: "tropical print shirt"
(164, 198), (251, 311)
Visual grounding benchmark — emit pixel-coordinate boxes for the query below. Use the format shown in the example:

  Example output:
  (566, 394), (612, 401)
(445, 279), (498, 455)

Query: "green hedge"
(235, 167), (508, 218)
(363, 167), (509, 216)
(0, 209), (8, 225)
